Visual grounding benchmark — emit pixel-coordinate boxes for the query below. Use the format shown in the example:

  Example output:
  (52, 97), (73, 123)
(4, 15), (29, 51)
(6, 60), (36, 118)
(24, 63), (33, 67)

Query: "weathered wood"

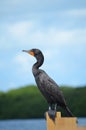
(46, 112), (86, 130)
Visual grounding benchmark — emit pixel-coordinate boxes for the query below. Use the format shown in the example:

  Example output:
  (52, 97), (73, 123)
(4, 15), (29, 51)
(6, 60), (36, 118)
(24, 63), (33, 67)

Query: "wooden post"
(46, 112), (86, 130)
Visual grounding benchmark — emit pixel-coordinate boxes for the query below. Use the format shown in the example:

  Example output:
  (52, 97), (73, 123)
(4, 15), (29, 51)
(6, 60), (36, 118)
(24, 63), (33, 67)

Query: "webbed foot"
(48, 109), (56, 121)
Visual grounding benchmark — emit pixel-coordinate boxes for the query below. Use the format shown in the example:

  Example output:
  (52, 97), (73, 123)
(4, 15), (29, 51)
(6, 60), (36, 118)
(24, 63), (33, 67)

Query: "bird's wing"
(40, 71), (66, 106)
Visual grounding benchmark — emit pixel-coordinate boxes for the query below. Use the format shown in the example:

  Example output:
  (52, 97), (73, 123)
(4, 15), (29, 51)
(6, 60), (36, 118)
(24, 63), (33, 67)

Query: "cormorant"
(22, 48), (74, 120)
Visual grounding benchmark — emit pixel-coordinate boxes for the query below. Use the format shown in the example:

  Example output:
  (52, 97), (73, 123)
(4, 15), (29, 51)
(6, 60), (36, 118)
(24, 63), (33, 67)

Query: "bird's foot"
(48, 109), (56, 121)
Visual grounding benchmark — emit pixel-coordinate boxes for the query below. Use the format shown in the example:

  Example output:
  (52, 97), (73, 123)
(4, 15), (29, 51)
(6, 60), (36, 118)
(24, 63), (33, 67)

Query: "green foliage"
(0, 85), (86, 119)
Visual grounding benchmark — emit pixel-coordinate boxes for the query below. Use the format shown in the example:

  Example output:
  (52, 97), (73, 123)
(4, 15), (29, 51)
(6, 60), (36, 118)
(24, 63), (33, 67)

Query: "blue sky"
(0, 0), (86, 91)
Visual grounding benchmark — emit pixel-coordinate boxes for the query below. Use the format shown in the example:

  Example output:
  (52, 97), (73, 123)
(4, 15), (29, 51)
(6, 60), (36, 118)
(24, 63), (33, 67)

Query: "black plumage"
(23, 48), (74, 120)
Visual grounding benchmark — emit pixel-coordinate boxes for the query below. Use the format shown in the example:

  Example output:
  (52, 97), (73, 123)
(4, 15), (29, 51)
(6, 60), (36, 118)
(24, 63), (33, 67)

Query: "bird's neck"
(32, 58), (44, 76)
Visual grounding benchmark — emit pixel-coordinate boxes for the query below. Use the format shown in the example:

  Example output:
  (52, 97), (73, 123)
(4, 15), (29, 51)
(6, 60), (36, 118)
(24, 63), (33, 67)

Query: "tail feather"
(64, 106), (74, 117)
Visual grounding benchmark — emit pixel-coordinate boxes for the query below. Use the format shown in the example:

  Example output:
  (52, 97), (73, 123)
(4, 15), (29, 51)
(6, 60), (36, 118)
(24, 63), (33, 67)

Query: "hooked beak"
(22, 50), (35, 56)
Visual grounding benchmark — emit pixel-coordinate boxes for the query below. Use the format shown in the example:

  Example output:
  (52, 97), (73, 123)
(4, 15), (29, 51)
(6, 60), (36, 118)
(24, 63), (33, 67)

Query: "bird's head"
(22, 49), (35, 56)
(22, 49), (44, 63)
(22, 48), (41, 56)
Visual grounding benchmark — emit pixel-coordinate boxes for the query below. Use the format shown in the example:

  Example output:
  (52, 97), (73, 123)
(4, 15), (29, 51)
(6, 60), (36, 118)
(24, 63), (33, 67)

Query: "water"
(0, 119), (46, 130)
(0, 118), (86, 130)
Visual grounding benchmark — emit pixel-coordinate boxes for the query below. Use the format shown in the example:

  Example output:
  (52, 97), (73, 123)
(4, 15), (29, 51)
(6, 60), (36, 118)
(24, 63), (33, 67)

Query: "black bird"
(22, 48), (74, 120)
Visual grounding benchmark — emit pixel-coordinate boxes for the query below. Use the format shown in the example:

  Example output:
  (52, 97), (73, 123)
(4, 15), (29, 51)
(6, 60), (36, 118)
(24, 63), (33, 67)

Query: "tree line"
(0, 85), (86, 119)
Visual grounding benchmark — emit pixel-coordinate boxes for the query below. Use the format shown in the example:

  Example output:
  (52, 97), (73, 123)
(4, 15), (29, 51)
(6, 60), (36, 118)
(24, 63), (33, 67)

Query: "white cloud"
(12, 53), (32, 73)
(8, 21), (86, 47)
(1, 0), (85, 14)
(0, 19), (86, 53)
(13, 53), (32, 73)
(66, 9), (86, 16)
(8, 21), (33, 38)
